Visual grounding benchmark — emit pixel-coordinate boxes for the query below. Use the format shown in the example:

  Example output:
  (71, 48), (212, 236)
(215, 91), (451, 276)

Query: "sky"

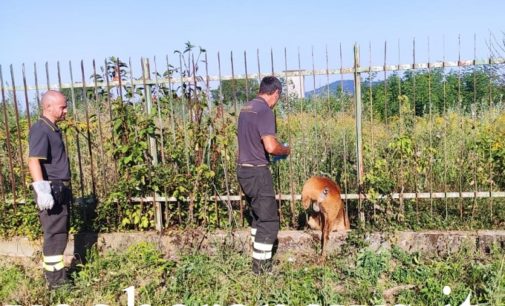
(0, 0), (504, 90)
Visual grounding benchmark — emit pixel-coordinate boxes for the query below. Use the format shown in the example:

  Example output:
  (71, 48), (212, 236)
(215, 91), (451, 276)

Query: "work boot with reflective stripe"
(252, 258), (273, 275)
(43, 255), (68, 289)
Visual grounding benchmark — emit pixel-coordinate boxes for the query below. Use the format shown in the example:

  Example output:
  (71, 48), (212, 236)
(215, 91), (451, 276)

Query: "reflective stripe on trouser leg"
(43, 255), (65, 272)
(250, 228), (257, 243)
(252, 241), (273, 260)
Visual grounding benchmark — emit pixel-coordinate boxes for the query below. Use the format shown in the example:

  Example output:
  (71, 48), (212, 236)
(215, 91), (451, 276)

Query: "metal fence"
(1, 40), (505, 230)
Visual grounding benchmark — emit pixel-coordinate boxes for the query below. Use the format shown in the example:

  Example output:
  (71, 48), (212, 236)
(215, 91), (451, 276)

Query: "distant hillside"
(305, 79), (355, 97)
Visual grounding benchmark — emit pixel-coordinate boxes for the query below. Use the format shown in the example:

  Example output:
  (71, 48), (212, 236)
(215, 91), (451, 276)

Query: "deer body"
(301, 176), (350, 257)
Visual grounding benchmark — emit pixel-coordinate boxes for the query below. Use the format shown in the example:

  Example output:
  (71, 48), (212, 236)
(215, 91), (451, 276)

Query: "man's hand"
(271, 143), (289, 162)
(32, 181), (54, 210)
(262, 136), (291, 156)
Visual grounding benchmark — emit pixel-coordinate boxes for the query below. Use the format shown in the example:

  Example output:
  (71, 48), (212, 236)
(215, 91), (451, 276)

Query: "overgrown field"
(1, 234), (504, 305)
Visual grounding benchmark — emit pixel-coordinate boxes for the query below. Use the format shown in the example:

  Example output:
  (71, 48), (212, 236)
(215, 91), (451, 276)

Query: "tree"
(211, 78), (259, 105)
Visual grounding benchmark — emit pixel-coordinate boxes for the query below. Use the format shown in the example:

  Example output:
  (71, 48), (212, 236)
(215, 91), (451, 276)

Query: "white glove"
(32, 181), (54, 210)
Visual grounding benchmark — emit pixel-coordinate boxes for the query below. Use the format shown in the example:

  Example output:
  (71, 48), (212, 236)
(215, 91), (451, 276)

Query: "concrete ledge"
(1, 230), (504, 263)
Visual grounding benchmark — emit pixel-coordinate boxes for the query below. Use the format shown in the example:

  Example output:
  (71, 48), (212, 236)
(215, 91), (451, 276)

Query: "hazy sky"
(0, 0), (503, 87)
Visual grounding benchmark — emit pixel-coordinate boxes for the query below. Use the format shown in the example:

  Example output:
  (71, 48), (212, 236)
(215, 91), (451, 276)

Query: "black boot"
(45, 269), (70, 290)
(252, 258), (273, 275)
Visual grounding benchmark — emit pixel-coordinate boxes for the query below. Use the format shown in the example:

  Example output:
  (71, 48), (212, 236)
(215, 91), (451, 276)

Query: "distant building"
(283, 70), (305, 99)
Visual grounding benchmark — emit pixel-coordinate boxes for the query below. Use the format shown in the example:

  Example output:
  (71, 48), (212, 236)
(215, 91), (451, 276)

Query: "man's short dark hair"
(259, 76), (282, 95)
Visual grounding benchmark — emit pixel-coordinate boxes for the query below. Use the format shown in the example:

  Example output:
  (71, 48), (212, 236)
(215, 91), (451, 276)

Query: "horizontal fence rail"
(2, 58), (504, 92)
(6, 191), (505, 205)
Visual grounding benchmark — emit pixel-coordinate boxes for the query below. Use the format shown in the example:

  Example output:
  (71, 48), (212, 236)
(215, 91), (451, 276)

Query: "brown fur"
(301, 176), (350, 257)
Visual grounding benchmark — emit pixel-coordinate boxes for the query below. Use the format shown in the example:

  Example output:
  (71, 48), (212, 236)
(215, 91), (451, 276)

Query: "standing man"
(28, 90), (72, 288)
(236, 76), (290, 274)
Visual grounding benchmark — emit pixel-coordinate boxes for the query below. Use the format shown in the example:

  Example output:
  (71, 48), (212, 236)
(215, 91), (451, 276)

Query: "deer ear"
(323, 186), (329, 195)
(318, 187), (329, 203)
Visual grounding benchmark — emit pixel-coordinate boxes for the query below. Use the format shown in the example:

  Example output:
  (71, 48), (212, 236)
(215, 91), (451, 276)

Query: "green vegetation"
(0, 238), (504, 305)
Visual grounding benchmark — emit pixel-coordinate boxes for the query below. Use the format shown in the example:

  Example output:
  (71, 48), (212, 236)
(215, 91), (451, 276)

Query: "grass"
(1, 233), (504, 305)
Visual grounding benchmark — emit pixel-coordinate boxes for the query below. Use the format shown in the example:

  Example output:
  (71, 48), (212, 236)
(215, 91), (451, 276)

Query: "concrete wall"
(1, 230), (504, 264)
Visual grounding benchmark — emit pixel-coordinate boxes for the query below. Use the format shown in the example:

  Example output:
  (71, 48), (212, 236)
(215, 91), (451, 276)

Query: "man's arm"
(28, 158), (44, 182)
(262, 135), (290, 156)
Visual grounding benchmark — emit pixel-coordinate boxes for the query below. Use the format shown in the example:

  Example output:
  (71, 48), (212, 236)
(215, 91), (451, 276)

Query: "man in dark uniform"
(28, 90), (72, 288)
(236, 76), (290, 274)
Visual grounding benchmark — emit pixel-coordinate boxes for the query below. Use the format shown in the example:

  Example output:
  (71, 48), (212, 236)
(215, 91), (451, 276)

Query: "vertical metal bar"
(244, 51), (249, 102)
(284, 47), (296, 227)
(325, 45), (330, 109)
(116, 57), (126, 135)
(238, 50), (246, 226)
(398, 39), (405, 218)
(179, 53), (190, 175)
(142, 58), (158, 165)
(442, 37), (449, 220)
(369, 41), (375, 222)
(457, 34), (464, 218)
(270, 48), (274, 76)
(22, 64), (32, 128)
(92, 59), (107, 196)
(45, 62), (51, 90)
(204, 52), (210, 110)
(427, 37), (434, 215)
(142, 57), (162, 231)
(229, 50), (239, 226)
(381, 41), (390, 218)
(487, 32), (494, 220)
(298, 47), (308, 182)
(217, 52), (223, 104)
(9, 65), (27, 198)
(104, 58), (118, 181)
(57, 61), (63, 89)
(339, 43), (349, 213)
(57, 61), (71, 165)
(165, 55), (176, 144)
(216, 51), (224, 227)
(160, 55), (172, 228)
(354, 44), (364, 225)
(412, 38), (420, 220)
(128, 58), (138, 110)
(324, 45), (331, 176)
(0, 65), (17, 205)
(257, 48), (261, 83)
(153, 56), (166, 165)
(271, 48), (283, 225)
(80, 60), (97, 196)
(471, 33), (478, 220)
(204, 51), (213, 224)
(114, 57), (126, 225)
(231, 51), (238, 121)
(311, 46), (319, 172)
(0, 157), (4, 203)
(214, 193), (220, 228)
(192, 54), (198, 107)
(69, 61), (85, 197)
(34, 63), (41, 110)
(177, 52), (189, 226)
(383, 41), (388, 124)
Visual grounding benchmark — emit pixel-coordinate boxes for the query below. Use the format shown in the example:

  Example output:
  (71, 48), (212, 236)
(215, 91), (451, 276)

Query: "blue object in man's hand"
(271, 154), (288, 162)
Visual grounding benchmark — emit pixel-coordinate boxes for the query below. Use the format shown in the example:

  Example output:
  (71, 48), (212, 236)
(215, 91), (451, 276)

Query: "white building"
(283, 70), (305, 99)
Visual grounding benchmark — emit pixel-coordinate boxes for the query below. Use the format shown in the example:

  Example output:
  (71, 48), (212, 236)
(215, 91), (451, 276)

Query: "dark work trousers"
(38, 181), (72, 286)
(237, 166), (279, 269)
